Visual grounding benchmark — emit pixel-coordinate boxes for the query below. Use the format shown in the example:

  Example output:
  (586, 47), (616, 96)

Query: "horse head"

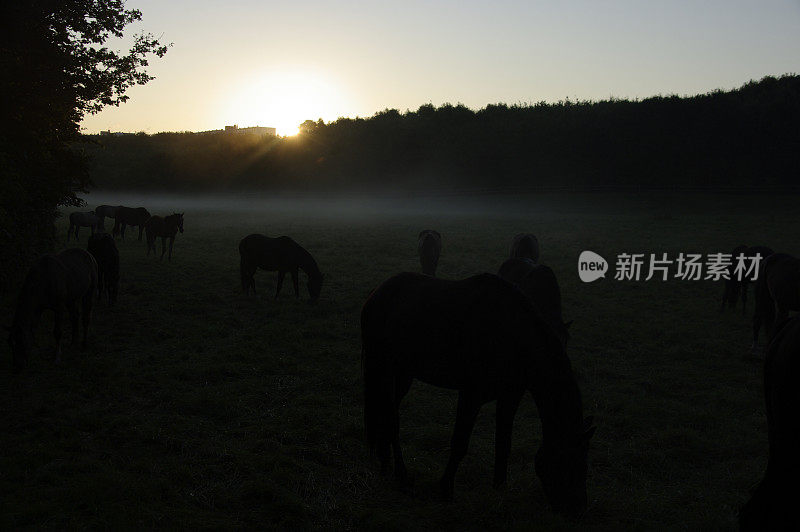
(173, 212), (185, 233)
(308, 273), (324, 302)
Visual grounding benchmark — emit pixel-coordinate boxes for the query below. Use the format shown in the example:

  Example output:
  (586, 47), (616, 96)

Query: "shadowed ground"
(0, 192), (792, 529)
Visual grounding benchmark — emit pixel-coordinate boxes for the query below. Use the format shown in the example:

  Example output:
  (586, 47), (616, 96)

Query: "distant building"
(222, 124), (277, 136)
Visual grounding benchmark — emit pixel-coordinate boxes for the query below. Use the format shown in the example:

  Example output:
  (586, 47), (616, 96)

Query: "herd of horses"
(5, 208), (798, 526)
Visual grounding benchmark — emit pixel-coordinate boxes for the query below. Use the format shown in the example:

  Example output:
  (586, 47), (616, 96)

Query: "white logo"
(578, 251), (608, 283)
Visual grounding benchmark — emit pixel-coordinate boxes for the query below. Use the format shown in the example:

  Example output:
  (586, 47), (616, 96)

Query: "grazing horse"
(418, 229), (442, 277)
(87, 233), (120, 304)
(498, 258), (572, 348)
(67, 211), (99, 241)
(721, 245), (748, 312)
(94, 204), (120, 232)
(6, 249), (97, 371)
(362, 272), (594, 515)
(239, 234), (324, 302)
(752, 253), (800, 351)
(721, 245), (773, 315)
(510, 233), (540, 262)
(740, 316), (800, 529)
(144, 213), (184, 261)
(113, 206), (151, 240)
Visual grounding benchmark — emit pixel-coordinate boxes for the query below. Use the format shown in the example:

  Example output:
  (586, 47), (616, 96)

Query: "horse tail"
(361, 294), (393, 459)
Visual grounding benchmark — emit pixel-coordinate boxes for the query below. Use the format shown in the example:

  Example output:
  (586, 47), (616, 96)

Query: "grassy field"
(0, 192), (793, 529)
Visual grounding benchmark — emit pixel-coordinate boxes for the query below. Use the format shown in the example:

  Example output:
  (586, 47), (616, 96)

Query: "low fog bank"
(78, 190), (567, 219)
(76, 189), (800, 220)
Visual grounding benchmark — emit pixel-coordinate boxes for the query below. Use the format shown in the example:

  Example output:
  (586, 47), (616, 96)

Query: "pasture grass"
(0, 192), (792, 529)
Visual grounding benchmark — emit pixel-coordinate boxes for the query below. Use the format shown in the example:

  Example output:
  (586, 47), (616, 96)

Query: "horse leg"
(121, 223), (126, 240)
(160, 237), (166, 261)
(275, 271), (285, 299)
(493, 389), (524, 488)
(138, 225), (144, 241)
(440, 390), (481, 499)
(53, 308), (64, 363)
(81, 289), (93, 349)
(69, 303), (80, 346)
(291, 268), (299, 298)
(391, 374), (413, 484)
(168, 236), (174, 261)
(241, 259), (256, 295)
(67, 223), (73, 241)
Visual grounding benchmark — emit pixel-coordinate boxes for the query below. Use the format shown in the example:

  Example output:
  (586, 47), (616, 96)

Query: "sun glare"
(223, 70), (348, 136)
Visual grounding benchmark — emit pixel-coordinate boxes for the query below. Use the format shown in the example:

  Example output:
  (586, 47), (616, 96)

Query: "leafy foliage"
(0, 1), (167, 289)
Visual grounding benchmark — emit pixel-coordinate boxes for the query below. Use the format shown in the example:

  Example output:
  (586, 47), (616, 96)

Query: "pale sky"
(80, 0), (800, 136)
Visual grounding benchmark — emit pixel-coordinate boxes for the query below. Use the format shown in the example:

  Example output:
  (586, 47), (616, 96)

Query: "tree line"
(85, 74), (800, 193)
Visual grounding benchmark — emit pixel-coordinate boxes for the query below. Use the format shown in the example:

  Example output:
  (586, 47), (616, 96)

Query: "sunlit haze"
(80, 0), (800, 135)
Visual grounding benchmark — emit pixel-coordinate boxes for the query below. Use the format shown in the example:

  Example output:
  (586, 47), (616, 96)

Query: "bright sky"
(80, 0), (800, 136)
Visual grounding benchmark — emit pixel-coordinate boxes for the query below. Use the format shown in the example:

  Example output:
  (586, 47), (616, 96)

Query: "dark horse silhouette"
(510, 233), (540, 262)
(113, 206), (151, 240)
(498, 258), (572, 348)
(362, 272), (594, 515)
(94, 204), (120, 232)
(418, 229), (442, 276)
(144, 213), (184, 261)
(87, 233), (120, 304)
(740, 316), (800, 529)
(239, 234), (324, 302)
(721, 245), (773, 315)
(67, 211), (99, 241)
(752, 253), (800, 351)
(6, 249), (97, 371)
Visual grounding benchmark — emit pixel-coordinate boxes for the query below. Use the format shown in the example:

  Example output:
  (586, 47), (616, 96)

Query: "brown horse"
(94, 204), (120, 232)
(239, 234), (324, 302)
(740, 316), (800, 529)
(362, 272), (594, 515)
(113, 206), (151, 240)
(144, 213), (184, 261)
(510, 233), (540, 262)
(87, 233), (120, 304)
(6, 248), (97, 371)
(498, 258), (571, 348)
(67, 211), (99, 241)
(752, 253), (800, 351)
(418, 229), (442, 276)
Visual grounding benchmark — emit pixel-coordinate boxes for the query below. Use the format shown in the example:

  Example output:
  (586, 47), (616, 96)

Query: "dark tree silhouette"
(84, 75), (800, 195)
(0, 1), (168, 288)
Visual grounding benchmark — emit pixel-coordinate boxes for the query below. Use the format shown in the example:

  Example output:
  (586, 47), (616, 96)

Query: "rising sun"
(223, 70), (348, 136)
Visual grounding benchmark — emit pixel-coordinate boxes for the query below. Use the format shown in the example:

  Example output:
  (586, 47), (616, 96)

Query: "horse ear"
(564, 320), (574, 329)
